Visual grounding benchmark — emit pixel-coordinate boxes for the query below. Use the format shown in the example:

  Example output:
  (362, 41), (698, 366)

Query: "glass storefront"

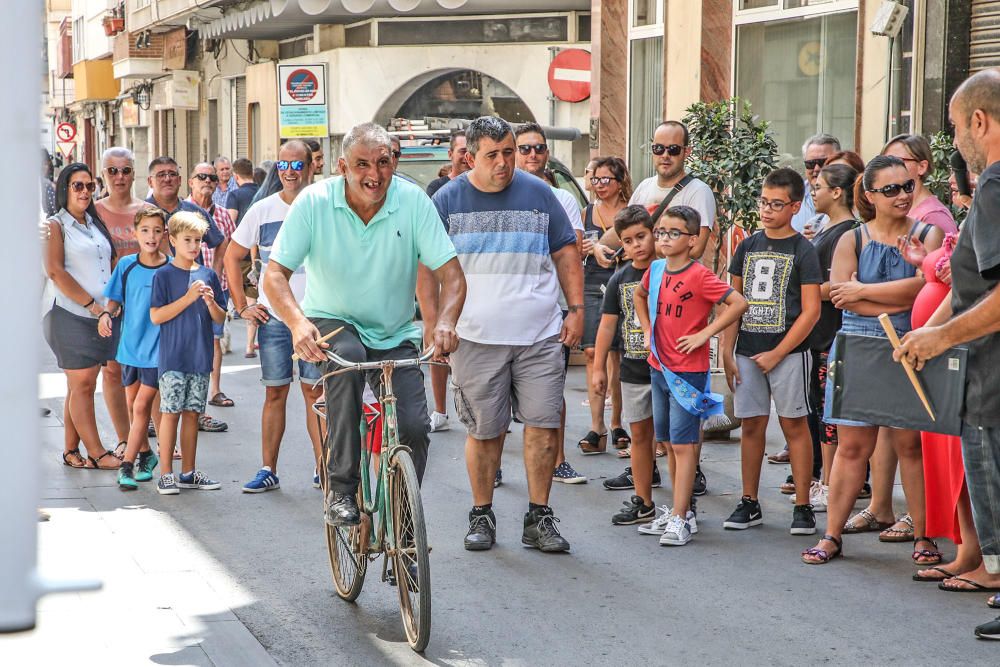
(735, 10), (857, 157)
(628, 35), (663, 183)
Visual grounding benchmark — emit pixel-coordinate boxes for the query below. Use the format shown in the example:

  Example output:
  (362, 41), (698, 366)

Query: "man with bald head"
(897, 67), (1000, 640)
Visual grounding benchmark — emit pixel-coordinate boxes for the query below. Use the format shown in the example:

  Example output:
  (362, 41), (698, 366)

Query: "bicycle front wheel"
(389, 450), (431, 652)
(326, 488), (368, 602)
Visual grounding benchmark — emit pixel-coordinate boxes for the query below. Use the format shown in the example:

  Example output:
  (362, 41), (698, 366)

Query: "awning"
(199, 0), (588, 40)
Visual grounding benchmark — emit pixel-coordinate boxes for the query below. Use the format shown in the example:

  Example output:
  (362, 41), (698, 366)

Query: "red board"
(547, 48), (592, 103)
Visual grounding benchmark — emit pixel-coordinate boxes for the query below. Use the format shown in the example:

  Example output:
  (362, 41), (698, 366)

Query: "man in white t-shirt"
(224, 139), (324, 493)
(628, 121), (716, 261)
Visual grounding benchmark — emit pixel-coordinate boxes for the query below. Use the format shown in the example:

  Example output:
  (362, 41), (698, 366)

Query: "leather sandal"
(88, 450), (121, 470)
(912, 537), (943, 565)
(611, 427), (631, 450)
(843, 508), (894, 534)
(879, 514), (914, 542)
(802, 534), (843, 565)
(61, 448), (88, 468)
(578, 431), (607, 455)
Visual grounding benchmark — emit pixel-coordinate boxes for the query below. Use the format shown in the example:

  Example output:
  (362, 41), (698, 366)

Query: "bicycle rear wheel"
(326, 490), (368, 601)
(389, 450), (431, 652)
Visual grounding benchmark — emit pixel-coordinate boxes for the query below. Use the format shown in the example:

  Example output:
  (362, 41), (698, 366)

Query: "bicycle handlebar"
(322, 347), (436, 373)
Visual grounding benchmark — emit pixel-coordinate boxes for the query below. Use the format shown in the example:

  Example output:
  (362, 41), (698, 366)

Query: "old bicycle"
(311, 347), (434, 652)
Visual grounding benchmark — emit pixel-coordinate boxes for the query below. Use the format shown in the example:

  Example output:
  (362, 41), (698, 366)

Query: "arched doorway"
(374, 68), (535, 127)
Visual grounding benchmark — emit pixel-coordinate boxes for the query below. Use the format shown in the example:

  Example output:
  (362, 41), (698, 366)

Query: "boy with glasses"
(722, 167), (822, 536)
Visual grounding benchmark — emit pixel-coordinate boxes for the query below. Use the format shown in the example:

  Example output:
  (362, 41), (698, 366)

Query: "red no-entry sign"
(548, 49), (592, 103)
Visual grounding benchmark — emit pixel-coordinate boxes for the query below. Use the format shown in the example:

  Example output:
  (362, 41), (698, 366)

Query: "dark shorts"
(43, 305), (116, 370)
(581, 288), (621, 351)
(121, 364), (159, 389)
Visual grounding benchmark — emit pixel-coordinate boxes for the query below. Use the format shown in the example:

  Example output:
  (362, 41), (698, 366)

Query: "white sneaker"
(638, 506), (697, 534)
(659, 514), (693, 546)
(429, 411), (450, 432)
(790, 480), (827, 512)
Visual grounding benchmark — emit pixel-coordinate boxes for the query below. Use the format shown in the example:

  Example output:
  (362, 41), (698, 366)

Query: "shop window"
(632, 1), (659, 27)
(628, 36), (664, 183)
(735, 10), (857, 157)
(377, 17), (567, 46)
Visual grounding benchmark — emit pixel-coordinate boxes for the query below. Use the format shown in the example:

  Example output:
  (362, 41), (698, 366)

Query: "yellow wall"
(858, 0), (891, 158)
(663, 1), (703, 121)
(73, 59), (118, 102)
(246, 62), (279, 161)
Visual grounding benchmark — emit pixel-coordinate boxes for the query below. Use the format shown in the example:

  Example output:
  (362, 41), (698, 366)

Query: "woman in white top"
(44, 163), (122, 469)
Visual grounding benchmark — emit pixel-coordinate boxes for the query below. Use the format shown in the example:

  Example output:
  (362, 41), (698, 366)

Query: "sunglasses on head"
(867, 179), (916, 197)
(516, 143), (547, 155)
(803, 159), (826, 171)
(276, 160), (305, 171)
(193, 173), (219, 182)
(70, 181), (96, 193)
(105, 166), (133, 176)
(651, 143), (685, 157)
(590, 176), (618, 186)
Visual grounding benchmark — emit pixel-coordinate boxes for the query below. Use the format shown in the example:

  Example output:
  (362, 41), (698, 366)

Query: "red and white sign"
(547, 49), (592, 103)
(56, 141), (76, 160)
(56, 122), (77, 142)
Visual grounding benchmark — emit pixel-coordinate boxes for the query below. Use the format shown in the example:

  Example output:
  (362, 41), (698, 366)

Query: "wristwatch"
(567, 304), (584, 314)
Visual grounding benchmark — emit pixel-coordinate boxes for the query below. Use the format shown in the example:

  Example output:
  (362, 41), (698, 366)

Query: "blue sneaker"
(243, 467), (280, 493)
(135, 451), (159, 482)
(178, 470), (221, 490)
(313, 469), (321, 489)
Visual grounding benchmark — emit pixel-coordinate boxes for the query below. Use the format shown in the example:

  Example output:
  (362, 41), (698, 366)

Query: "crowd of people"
(39, 68), (1000, 640)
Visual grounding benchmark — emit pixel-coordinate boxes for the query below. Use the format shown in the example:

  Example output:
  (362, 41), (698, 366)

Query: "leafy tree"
(926, 130), (967, 224)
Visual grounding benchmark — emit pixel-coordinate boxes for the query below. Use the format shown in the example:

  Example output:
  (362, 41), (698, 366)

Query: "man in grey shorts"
(430, 116), (584, 553)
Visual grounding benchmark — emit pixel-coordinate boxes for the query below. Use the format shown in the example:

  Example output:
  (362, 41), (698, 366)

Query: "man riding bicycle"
(263, 122), (466, 526)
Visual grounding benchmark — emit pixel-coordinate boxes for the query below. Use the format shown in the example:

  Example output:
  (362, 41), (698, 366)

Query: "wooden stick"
(291, 326), (344, 361)
(878, 314), (935, 421)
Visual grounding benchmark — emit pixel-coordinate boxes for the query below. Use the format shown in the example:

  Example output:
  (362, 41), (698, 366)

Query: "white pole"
(0, 0), (99, 633)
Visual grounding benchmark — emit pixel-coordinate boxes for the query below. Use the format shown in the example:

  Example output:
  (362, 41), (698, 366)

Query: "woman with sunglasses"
(882, 134), (958, 235)
(578, 156), (633, 454)
(803, 155), (943, 565)
(44, 163), (124, 470)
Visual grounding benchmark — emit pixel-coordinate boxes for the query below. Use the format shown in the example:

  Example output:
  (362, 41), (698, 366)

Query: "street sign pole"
(0, 1), (99, 635)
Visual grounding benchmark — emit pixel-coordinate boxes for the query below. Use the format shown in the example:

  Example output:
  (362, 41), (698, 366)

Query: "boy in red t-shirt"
(635, 206), (746, 545)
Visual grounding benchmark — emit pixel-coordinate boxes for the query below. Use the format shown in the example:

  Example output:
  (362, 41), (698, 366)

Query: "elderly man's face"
(215, 160), (232, 183)
(804, 143), (837, 186)
(103, 155), (135, 196)
(338, 143), (394, 209)
(149, 162), (181, 200)
(188, 164), (217, 200)
(950, 97), (988, 174)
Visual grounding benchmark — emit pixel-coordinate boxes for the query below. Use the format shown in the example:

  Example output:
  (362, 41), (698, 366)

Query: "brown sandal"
(61, 448), (88, 469)
(88, 450), (121, 470)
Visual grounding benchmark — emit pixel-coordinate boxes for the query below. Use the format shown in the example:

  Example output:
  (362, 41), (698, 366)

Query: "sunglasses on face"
(758, 197), (793, 211)
(105, 166), (133, 176)
(153, 170), (179, 180)
(276, 160), (305, 171)
(867, 179), (916, 197)
(70, 181), (96, 193)
(516, 144), (547, 155)
(651, 143), (684, 156)
(391, 150), (402, 159)
(803, 159), (826, 171)
(193, 173), (219, 183)
(653, 228), (695, 240)
(590, 176), (618, 186)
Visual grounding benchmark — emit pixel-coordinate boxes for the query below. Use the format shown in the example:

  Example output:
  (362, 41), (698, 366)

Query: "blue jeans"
(962, 423), (1000, 574)
(257, 317), (323, 387)
(650, 370), (708, 445)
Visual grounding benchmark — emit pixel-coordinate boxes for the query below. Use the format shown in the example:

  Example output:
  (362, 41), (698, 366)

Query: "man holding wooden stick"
(896, 68), (1000, 640)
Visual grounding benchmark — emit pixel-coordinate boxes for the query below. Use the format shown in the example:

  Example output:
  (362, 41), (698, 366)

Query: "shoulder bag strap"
(649, 174), (695, 225)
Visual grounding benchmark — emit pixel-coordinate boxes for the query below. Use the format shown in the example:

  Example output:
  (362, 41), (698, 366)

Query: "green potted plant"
(681, 98), (779, 437)
(926, 130), (968, 225)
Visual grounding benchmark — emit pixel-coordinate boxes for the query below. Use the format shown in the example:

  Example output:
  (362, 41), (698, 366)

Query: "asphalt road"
(38, 320), (1000, 665)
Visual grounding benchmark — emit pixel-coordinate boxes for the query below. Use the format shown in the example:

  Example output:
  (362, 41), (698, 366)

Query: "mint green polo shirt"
(270, 175), (457, 349)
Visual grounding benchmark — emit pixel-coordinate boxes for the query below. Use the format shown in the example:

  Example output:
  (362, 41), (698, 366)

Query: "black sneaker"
(325, 491), (360, 527)
(791, 504), (817, 535)
(522, 506), (570, 552)
(612, 495), (656, 525)
(494, 468), (503, 488)
(602, 465), (661, 491)
(693, 465), (707, 496)
(464, 509), (497, 551)
(974, 616), (1000, 640)
(723, 496), (763, 530)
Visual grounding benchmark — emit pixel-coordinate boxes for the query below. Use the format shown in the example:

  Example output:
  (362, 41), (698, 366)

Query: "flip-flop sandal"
(61, 448), (88, 469)
(245, 352), (258, 358)
(912, 537), (943, 565)
(937, 576), (1000, 593)
(767, 449), (791, 464)
(578, 430), (607, 455)
(880, 514), (915, 542)
(913, 566), (959, 582)
(611, 427), (631, 450)
(801, 534), (843, 565)
(616, 448), (631, 459)
(843, 508), (894, 534)
(208, 392), (235, 407)
(88, 450), (121, 470)
(113, 441), (127, 458)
